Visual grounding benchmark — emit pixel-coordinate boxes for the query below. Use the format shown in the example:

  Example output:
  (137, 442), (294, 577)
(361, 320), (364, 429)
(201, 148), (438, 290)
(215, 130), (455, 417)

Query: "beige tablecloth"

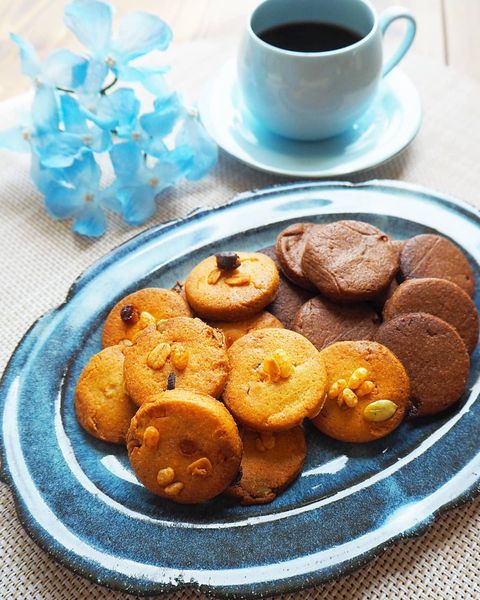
(1, 40), (480, 598)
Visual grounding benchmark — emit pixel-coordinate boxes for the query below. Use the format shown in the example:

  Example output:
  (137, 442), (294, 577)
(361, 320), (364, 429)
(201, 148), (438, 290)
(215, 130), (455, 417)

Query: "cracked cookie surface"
(301, 220), (399, 302)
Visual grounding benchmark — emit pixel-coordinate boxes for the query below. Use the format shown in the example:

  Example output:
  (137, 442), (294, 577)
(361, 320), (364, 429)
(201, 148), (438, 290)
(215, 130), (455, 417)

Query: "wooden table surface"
(0, 0), (479, 103)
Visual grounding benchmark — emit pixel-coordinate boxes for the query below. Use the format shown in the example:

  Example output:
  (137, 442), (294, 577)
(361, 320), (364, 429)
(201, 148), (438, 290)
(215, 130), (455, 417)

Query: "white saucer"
(198, 60), (422, 178)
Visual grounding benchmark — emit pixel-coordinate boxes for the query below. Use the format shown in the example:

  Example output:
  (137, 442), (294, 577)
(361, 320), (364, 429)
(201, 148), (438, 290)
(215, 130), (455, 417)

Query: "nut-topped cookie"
(123, 317), (229, 405)
(185, 252), (279, 321)
(75, 345), (137, 444)
(376, 313), (470, 417)
(302, 220), (399, 302)
(223, 328), (327, 431)
(311, 341), (410, 443)
(127, 389), (242, 504)
(383, 278), (479, 354)
(293, 296), (380, 351)
(209, 311), (283, 348)
(225, 427), (306, 505)
(399, 234), (475, 297)
(102, 288), (192, 347)
(275, 223), (316, 290)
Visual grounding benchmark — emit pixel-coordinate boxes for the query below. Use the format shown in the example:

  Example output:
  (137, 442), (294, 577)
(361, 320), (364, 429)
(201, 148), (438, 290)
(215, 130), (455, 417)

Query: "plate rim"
(1, 179), (479, 598)
(198, 61), (423, 178)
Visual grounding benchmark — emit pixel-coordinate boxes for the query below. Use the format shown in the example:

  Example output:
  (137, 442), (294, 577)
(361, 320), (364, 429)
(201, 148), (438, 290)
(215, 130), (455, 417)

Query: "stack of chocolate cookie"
(264, 222), (478, 419)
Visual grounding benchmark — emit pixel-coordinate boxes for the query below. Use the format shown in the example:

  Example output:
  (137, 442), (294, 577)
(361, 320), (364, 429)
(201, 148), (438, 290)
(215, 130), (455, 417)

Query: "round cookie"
(123, 317), (229, 405)
(209, 311), (283, 348)
(376, 313), (470, 417)
(259, 246), (315, 328)
(223, 328), (327, 431)
(185, 252), (279, 322)
(302, 220), (399, 302)
(127, 389), (242, 504)
(293, 296), (380, 351)
(102, 288), (192, 347)
(75, 345), (137, 444)
(400, 234), (475, 297)
(384, 278), (479, 353)
(225, 427), (306, 505)
(312, 341), (410, 443)
(275, 223), (316, 290)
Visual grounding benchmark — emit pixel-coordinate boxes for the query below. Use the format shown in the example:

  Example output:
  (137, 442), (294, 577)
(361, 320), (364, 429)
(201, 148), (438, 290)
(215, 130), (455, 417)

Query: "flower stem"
(100, 77), (118, 95)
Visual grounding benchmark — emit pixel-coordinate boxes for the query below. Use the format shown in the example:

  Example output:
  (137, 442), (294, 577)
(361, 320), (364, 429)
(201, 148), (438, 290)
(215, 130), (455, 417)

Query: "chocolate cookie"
(259, 246), (315, 328)
(376, 313), (470, 417)
(384, 278), (479, 353)
(275, 223), (316, 290)
(400, 234), (475, 297)
(293, 296), (380, 351)
(302, 220), (399, 302)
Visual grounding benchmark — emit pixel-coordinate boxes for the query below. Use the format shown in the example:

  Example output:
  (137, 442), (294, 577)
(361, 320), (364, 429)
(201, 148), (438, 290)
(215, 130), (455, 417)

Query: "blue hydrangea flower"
(104, 141), (193, 225)
(10, 33), (87, 90)
(176, 111), (219, 180)
(43, 152), (108, 236)
(64, 0), (172, 90)
(60, 93), (111, 153)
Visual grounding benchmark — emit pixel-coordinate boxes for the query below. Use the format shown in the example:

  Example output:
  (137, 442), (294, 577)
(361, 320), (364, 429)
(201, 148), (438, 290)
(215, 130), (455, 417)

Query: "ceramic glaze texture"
(0, 182), (479, 598)
(238, 0), (383, 139)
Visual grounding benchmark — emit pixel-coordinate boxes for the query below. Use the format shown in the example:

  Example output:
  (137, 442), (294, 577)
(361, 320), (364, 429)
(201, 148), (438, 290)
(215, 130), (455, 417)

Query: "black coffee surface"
(258, 21), (362, 52)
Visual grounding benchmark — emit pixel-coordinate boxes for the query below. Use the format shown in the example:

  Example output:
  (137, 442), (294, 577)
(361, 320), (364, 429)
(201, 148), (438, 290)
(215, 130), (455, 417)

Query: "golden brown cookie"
(225, 427), (306, 505)
(184, 252), (279, 321)
(312, 341), (410, 443)
(75, 345), (137, 444)
(209, 311), (283, 348)
(102, 288), (192, 348)
(127, 389), (242, 504)
(123, 317), (229, 405)
(223, 328), (327, 431)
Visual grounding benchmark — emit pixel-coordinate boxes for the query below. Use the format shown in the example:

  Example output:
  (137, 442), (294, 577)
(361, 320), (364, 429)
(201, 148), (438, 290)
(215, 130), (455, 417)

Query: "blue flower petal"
(44, 181), (83, 219)
(43, 49), (88, 89)
(68, 152), (102, 188)
(101, 182), (123, 214)
(113, 12), (172, 62)
(140, 93), (181, 138)
(142, 136), (168, 158)
(32, 86), (60, 134)
(72, 203), (107, 237)
(152, 145), (194, 189)
(89, 125), (112, 153)
(117, 184), (156, 225)
(76, 59), (109, 99)
(113, 63), (169, 85)
(37, 132), (83, 168)
(10, 33), (40, 79)
(60, 94), (86, 133)
(176, 115), (218, 180)
(97, 88), (140, 136)
(64, 0), (113, 57)
(139, 72), (171, 96)
(109, 141), (143, 181)
(0, 126), (30, 152)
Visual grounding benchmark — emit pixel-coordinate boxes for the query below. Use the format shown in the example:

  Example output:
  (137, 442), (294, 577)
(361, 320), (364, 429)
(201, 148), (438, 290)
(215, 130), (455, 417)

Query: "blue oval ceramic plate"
(1, 180), (479, 598)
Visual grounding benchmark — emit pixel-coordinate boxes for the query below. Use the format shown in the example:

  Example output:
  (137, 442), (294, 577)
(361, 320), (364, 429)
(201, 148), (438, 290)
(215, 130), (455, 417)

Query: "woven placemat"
(1, 43), (480, 598)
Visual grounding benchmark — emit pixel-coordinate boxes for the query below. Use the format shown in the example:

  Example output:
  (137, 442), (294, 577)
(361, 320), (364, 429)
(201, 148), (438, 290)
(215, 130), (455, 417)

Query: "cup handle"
(379, 6), (416, 77)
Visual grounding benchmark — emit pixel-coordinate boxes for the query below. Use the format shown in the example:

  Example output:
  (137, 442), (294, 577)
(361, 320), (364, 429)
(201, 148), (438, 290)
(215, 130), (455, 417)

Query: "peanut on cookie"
(123, 317), (229, 405)
(185, 252), (279, 321)
(127, 389), (242, 504)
